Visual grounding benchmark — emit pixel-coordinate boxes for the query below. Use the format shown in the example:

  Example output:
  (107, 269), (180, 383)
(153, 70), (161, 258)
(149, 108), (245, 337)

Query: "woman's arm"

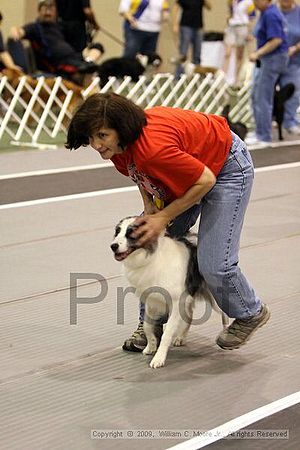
(138, 185), (160, 215)
(0, 50), (21, 70)
(9, 26), (25, 40)
(249, 37), (283, 62)
(134, 165), (216, 245)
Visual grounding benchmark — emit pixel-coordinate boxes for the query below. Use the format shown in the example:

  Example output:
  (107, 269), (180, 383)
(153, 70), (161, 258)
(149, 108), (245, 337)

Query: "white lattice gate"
(0, 71), (253, 149)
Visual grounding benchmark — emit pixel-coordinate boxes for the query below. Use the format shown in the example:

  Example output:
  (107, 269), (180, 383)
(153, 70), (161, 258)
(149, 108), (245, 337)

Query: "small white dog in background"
(111, 216), (226, 369)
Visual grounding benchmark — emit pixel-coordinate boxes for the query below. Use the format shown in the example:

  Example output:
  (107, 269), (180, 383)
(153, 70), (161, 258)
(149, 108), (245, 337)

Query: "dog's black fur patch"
(255, 61), (295, 141)
(177, 237), (205, 297)
(273, 83), (295, 140)
(222, 105), (248, 141)
(113, 216), (157, 254)
(97, 57), (145, 87)
(96, 53), (162, 87)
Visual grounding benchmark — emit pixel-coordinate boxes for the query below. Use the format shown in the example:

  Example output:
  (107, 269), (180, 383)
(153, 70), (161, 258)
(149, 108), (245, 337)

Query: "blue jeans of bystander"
(175, 25), (202, 78)
(280, 63), (300, 129)
(123, 27), (159, 58)
(252, 52), (289, 142)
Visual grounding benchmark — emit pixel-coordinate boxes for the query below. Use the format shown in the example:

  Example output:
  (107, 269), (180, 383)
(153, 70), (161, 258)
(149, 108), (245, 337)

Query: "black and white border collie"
(97, 53), (162, 87)
(111, 216), (221, 369)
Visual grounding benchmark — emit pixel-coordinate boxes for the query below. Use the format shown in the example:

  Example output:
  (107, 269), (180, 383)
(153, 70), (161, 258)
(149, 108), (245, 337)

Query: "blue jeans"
(123, 27), (159, 58)
(252, 52), (289, 141)
(175, 26), (202, 78)
(279, 63), (300, 129)
(139, 132), (262, 321)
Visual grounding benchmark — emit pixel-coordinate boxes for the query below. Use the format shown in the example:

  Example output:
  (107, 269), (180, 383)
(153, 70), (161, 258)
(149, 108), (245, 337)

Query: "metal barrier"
(0, 70), (253, 149)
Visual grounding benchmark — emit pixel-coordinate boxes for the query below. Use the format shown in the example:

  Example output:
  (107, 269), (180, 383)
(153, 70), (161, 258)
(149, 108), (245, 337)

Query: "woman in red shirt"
(67, 92), (270, 352)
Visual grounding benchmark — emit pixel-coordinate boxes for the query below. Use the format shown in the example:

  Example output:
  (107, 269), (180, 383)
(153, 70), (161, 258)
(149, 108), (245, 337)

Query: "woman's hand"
(133, 213), (170, 246)
(249, 51), (259, 62)
(134, 167), (216, 246)
(289, 44), (300, 57)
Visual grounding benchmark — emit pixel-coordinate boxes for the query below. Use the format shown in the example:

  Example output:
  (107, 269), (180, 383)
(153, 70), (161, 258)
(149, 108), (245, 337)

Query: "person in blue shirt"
(247, 0), (289, 145)
(278, 0), (300, 135)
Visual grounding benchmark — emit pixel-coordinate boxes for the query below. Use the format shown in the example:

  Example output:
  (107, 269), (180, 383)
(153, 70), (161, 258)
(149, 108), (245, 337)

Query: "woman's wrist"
(156, 210), (173, 227)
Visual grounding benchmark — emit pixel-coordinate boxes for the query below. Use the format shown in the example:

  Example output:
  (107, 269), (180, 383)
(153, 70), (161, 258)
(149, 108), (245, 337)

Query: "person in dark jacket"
(56, 0), (100, 53)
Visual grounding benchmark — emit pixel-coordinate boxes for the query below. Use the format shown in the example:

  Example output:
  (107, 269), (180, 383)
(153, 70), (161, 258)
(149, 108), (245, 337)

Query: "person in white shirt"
(119, 0), (169, 57)
(222, 0), (256, 85)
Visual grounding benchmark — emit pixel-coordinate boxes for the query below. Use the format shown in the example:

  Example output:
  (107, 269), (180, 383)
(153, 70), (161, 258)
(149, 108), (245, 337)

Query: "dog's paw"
(143, 344), (157, 355)
(173, 336), (185, 347)
(149, 355), (166, 369)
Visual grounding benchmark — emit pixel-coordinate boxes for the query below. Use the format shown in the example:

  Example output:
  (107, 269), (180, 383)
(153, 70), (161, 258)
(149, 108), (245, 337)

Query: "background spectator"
(9, 0), (103, 83)
(172, 0), (211, 79)
(222, 0), (256, 86)
(56, 0), (100, 53)
(246, 0), (289, 145)
(277, 0), (300, 135)
(119, 0), (170, 58)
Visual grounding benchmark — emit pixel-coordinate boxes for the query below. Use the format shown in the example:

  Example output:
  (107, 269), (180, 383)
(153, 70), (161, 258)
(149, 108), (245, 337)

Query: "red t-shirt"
(111, 106), (232, 203)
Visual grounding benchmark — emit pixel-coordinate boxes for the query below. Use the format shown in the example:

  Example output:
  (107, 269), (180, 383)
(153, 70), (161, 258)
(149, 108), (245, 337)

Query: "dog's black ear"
(229, 122), (248, 141)
(221, 104), (248, 141)
(221, 104), (230, 119)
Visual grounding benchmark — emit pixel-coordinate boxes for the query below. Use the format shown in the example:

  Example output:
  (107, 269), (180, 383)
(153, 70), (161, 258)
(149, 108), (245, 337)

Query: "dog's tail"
(202, 285), (230, 329)
(178, 236), (219, 311)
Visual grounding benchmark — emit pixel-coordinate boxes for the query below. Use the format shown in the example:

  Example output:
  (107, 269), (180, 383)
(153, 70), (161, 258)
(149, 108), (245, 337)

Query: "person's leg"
(222, 26), (235, 77)
(140, 31), (159, 55)
(251, 64), (261, 135)
(254, 53), (289, 142)
(235, 45), (245, 84)
(122, 21), (131, 56)
(123, 29), (141, 58)
(234, 25), (248, 83)
(191, 28), (202, 65)
(197, 133), (259, 317)
(197, 133), (270, 349)
(167, 203), (202, 237)
(123, 306), (164, 352)
(6, 38), (31, 73)
(179, 26), (192, 60)
(280, 63), (300, 130)
(175, 26), (192, 79)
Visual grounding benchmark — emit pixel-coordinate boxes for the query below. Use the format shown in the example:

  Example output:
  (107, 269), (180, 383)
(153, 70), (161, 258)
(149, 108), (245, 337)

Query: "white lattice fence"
(0, 71), (253, 149)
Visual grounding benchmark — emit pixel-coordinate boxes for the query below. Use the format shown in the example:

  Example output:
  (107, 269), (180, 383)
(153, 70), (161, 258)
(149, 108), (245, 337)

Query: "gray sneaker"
(285, 125), (300, 135)
(122, 321), (164, 352)
(216, 304), (270, 350)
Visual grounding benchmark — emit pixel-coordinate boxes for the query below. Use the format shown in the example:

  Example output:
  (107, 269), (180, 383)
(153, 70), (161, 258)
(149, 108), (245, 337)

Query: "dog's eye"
(114, 226), (121, 237)
(126, 225), (137, 239)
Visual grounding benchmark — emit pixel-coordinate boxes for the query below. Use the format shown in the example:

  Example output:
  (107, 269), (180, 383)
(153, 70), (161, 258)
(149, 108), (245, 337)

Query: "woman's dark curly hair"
(66, 92), (147, 150)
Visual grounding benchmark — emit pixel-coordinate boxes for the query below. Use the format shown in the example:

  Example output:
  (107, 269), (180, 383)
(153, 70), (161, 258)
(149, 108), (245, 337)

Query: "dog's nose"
(110, 243), (119, 253)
